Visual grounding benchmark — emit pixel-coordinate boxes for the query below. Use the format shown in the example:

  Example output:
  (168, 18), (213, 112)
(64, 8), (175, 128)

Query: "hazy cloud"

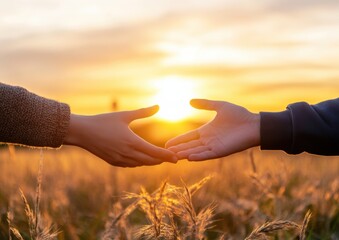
(0, 1), (338, 112)
(267, 0), (339, 12)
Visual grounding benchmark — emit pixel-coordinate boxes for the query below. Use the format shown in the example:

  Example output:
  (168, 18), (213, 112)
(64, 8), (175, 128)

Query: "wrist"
(64, 114), (86, 147)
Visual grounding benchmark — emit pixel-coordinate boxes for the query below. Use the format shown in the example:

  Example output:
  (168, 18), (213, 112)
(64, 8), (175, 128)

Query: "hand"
(64, 105), (177, 167)
(166, 99), (260, 161)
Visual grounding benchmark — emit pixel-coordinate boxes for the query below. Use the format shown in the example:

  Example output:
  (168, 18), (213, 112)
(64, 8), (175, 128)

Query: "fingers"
(188, 151), (217, 161)
(127, 151), (165, 166)
(123, 105), (159, 122)
(134, 137), (177, 163)
(190, 99), (224, 111)
(177, 146), (211, 160)
(165, 130), (199, 149)
(167, 140), (202, 153)
(105, 145), (176, 167)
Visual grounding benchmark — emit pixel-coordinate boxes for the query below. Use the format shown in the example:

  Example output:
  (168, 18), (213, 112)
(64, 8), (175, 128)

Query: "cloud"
(267, 0), (339, 12)
(1, 3), (338, 108)
(242, 80), (339, 94)
(1, 3), (338, 70)
(0, 22), (166, 94)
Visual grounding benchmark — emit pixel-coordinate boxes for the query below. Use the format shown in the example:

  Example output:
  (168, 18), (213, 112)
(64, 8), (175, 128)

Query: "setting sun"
(152, 77), (196, 122)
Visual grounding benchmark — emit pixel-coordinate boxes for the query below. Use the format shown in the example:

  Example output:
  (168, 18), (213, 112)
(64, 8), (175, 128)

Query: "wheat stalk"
(245, 220), (300, 240)
(20, 188), (37, 239)
(181, 182), (198, 239)
(18, 150), (59, 240)
(123, 181), (176, 239)
(10, 227), (24, 240)
(34, 150), (44, 236)
(102, 202), (132, 240)
(188, 176), (213, 196)
(7, 211), (12, 240)
(121, 176), (215, 240)
(299, 210), (312, 240)
(168, 212), (182, 240)
(7, 202), (25, 240)
(178, 177), (215, 240)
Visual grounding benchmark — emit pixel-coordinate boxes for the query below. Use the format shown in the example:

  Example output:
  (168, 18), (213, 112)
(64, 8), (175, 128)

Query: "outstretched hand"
(166, 99), (260, 161)
(64, 105), (177, 167)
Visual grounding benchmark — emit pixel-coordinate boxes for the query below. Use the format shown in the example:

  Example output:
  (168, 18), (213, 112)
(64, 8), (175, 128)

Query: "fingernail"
(171, 156), (178, 163)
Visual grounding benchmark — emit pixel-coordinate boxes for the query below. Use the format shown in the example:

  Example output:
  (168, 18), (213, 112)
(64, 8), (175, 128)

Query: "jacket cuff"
(260, 110), (292, 152)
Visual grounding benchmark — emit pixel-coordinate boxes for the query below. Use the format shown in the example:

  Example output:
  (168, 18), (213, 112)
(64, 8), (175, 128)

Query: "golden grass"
(245, 209), (312, 240)
(0, 146), (338, 239)
(300, 210), (312, 240)
(8, 150), (59, 240)
(100, 177), (216, 239)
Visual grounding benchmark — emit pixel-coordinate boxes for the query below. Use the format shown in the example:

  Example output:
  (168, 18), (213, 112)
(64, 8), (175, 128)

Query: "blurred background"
(1, 0), (338, 118)
(1, 1), (339, 239)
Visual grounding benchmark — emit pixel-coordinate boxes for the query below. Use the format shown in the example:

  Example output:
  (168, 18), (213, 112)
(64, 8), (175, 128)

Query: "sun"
(152, 76), (196, 122)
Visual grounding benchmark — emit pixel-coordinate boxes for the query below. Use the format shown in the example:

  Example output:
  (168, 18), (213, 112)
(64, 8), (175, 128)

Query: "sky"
(1, 0), (339, 119)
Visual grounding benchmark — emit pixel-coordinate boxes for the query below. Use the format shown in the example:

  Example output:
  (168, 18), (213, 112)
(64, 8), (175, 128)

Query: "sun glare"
(152, 77), (196, 122)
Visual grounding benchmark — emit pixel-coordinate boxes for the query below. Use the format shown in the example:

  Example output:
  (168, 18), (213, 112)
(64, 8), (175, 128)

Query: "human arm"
(0, 82), (70, 147)
(63, 106), (177, 167)
(165, 99), (260, 161)
(0, 82), (176, 167)
(261, 98), (339, 155)
(166, 98), (339, 161)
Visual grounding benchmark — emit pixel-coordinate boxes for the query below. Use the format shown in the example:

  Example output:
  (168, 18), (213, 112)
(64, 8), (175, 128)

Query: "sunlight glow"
(152, 76), (196, 122)
(156, 41), (258, 66)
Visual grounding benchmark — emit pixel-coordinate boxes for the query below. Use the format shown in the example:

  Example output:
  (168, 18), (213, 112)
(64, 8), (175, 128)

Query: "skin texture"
(166, 99), (260, 161)
(64, 105), (177, 167)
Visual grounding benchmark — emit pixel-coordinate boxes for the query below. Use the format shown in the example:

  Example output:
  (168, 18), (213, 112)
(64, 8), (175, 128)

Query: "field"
(1, 0), (339, 238)
(0, 144), (338, 239)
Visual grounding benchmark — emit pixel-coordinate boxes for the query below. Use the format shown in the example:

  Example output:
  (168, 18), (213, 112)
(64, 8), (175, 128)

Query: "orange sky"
(1, 0), (338, 121)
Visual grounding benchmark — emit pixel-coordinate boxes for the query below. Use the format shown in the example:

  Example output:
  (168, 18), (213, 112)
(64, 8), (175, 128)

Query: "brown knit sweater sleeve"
(0, 82), (70, 148)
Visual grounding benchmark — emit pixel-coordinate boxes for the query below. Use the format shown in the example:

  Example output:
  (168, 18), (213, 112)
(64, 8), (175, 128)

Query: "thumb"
(123, 105), (159, 122)
(190, 99), (224, 111)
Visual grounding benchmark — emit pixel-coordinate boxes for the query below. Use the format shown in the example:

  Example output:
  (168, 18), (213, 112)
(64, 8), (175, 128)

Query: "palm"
(166, 99), (259, 161)
(69, 106), (177, 167)
(198, 123), (231, 158)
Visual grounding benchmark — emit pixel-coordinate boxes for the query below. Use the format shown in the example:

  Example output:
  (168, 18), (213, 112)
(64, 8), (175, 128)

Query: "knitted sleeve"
(0, 82), (70, 148)
(260, 98), (339, 155)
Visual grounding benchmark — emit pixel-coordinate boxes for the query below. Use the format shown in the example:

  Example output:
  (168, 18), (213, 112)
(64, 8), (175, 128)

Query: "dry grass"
(245, 220), (300, 240)
(0, 146), (338, 239)
(245, 209), (312, 240)
(299, 210), (312, 240)
(112, 176), (215, 239)
(8, 150), (59, 240)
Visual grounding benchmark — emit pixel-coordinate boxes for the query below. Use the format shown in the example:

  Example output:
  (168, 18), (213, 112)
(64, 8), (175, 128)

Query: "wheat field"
(0, 145), (338, 239)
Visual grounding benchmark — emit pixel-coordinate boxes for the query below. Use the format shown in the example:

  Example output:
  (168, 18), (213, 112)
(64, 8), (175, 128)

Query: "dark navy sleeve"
(260, 98), (339, 155)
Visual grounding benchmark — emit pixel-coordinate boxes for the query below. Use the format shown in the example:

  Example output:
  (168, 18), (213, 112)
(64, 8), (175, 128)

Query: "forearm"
(63, 108), (177, 167)
(260, 98), (339, 155)
(0, 83), (70, 148)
